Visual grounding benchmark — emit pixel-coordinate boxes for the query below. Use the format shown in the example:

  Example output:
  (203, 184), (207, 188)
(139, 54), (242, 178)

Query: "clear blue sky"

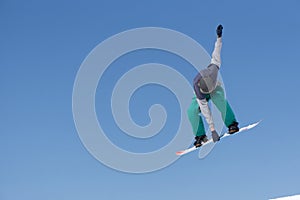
(1, 0), (300, 199)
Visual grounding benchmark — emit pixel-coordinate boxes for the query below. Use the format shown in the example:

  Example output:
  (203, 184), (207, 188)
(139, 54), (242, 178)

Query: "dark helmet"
(199, 64), (219, 94)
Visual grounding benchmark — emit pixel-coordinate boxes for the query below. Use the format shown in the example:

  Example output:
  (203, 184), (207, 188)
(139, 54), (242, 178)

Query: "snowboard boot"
(228, 122), (239, 134)
(194, 135), (208, 148)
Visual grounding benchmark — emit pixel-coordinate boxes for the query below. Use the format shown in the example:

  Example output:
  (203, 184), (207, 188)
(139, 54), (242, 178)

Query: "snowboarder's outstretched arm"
(211, 37), (222, 68)
(211, 24), (223, 68)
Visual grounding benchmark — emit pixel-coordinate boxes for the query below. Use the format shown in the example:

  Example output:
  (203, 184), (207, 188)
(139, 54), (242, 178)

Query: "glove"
(216, 24), (223, 38)
(212, 130), (220, 142)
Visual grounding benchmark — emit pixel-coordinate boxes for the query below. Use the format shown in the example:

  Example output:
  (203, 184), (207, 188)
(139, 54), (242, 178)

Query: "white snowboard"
(176, 121), (261, 156)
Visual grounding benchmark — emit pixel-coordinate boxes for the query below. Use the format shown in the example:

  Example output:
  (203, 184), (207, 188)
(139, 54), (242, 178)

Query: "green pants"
(187, 85), (237, 137)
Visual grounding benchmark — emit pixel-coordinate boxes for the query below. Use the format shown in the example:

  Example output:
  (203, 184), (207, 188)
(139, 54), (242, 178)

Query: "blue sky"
(1, 0), (300, 199)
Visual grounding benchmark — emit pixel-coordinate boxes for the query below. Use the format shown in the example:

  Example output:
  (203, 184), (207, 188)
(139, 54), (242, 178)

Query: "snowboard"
(176, 121), (261, 156)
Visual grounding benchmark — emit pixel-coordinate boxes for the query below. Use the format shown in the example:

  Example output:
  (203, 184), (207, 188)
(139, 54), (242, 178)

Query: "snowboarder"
(187, 25), (240, 147)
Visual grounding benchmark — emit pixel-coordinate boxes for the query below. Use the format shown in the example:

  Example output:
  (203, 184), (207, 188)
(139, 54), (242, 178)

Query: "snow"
(270, 194), (300, 200)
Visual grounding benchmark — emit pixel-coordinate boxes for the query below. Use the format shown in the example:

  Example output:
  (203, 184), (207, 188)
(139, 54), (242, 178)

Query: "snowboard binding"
(228, 122), (239, 134)
(194, 135), (208, 148)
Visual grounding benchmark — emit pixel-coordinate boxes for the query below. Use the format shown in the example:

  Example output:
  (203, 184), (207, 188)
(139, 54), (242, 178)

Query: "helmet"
(199, 64), (219, 94)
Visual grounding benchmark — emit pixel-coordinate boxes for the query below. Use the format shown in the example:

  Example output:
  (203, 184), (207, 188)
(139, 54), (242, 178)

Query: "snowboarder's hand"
(216, 24), (223, 37)
(212, 130), (220, 142)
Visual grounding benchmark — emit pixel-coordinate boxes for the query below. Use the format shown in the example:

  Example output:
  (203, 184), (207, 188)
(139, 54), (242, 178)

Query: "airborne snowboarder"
(187, 25), (240, 147)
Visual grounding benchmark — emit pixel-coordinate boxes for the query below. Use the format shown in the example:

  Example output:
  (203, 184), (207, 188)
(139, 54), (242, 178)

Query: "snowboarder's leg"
(210, 85), (237, 128)
(187, 96), (206, 137)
